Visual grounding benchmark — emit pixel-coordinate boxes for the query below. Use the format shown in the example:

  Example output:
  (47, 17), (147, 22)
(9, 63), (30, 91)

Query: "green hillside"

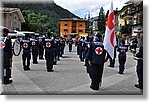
(3, 2), (79, 36)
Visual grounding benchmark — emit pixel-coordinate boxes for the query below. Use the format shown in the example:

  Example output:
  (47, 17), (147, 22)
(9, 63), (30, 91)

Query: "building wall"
(3, 12), (21, 31)
(60, 20), (86, 38)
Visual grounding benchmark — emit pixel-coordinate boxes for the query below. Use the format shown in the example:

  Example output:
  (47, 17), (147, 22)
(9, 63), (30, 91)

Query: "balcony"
(120, 13), (133, 20)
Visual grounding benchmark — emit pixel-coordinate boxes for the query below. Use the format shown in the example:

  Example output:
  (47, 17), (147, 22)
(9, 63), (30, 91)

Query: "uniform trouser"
(69, 44), (72, 52)
(109, 57), (115, 66)
(32, 50), (38, 63)
(118, 54), (126, 73)
(56, 48), (60, 60)
(79, 50), (84, 61)
(22, 51), (31, 69)
(137, 61), (143, 88)
(45, 49), (54, 71)
(2, 65), (11, 84)
(77, 46), (80, 55)
(88, 64), (104, 90)
(60, 46), (65, 56)
(54, 48), (57, 61)
(46, 59), (53, 71)
(39, 47), (44, 59)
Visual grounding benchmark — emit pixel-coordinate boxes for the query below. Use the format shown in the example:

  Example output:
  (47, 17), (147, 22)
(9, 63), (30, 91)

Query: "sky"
(0, 0), (129, 18)
(54, 0), (130, 18)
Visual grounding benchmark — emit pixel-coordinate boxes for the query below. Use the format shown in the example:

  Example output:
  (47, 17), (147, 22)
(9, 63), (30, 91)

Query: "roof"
(60, 18), (87, 21)
(116, 4), (133, 16)
(0, 8), (25, 22)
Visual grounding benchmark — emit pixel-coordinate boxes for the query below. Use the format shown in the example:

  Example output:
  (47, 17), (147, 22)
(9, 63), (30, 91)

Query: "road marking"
(12, 65), (45, 94)
(63, 66), (136, 93)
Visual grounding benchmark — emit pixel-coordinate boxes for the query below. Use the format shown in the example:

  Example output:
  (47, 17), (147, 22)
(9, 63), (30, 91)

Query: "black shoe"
(118, 72), (123, 74)
(8, 80), (13, 83)
(24, 67), (30, 71)
(33, 62), (38, 64)
(90, 86), (99, 90)
(47, 70), (54, 72)
(108, 65), (114, 68)
(135, 84), (143, 89)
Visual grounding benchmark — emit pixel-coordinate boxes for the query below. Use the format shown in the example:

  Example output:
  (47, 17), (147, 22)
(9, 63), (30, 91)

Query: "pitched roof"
(0, 8), (25, 22)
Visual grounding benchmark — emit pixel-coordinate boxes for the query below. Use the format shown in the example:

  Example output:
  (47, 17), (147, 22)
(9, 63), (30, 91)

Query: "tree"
(98, 7), (106, 34)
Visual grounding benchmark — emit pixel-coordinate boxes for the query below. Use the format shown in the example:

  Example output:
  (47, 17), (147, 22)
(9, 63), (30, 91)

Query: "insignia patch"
(46, 42), (51, 48)
(95, 47), (103, 55)
(23, 43), (28, 48)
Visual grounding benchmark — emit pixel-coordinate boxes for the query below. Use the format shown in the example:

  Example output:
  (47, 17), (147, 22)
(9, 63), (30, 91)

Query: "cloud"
(54, 0), (129, 18)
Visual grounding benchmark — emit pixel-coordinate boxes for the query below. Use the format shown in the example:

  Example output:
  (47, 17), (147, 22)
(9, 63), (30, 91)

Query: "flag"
(103, 1), (116, 59)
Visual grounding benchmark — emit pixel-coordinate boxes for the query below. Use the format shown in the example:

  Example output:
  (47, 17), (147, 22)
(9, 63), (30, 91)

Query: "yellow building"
(117, 5), (133, 28)
(60, 18), (87, 38)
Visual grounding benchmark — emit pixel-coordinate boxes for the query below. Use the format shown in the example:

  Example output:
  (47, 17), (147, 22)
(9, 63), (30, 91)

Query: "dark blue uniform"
(60, 38), (65, 57)
(31, 39), (39, 64)
(68, 39), (73, 52)
(20, 39), (32, 71)
(87, 41), (106, 90)
(38, 36), (44, 59)
(55, 38), (61, 61)
(53, 38), (60, 65)
(44, 38), (54, 72)
(0, 36), (12, 84)
(76, 39), (80, 55)
(117, 45), (128, 74)
(79, 39), (85, 61)
(134, 46), (143, 89)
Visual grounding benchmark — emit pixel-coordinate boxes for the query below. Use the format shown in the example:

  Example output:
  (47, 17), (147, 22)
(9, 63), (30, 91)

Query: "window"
(79, 30), (83, 33)
(79, 24), (82, 27)
(9, 21), (12, 27)
(10, 14), (11, 16)
(64, 24), (68, 26)
(64, 29), (68, 32)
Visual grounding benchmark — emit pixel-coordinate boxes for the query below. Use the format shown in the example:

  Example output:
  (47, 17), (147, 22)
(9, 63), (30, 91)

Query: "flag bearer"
(87, 34), (107, 90)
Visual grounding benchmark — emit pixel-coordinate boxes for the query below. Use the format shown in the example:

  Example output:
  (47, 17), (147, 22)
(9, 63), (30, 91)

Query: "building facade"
(0, 8), (25, 31)
(60, 18), (87, 38)
(116, 0), (143, 38)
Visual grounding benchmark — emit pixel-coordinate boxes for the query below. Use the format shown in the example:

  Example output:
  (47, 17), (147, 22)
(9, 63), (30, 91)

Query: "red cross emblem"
(23, 43), (28, 48)
(95, 47), (103, 55)
(46, 42), (51, 48)
(0, 41), (5, 49)
(32, 42), (36, 45)
(39, 39), (42, 42)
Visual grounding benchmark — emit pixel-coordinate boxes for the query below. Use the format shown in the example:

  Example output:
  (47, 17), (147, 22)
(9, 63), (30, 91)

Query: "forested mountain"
(3, 2), (79, 35)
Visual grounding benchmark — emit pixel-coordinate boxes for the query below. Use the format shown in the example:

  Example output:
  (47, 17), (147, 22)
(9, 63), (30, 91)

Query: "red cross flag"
(103, 1), (116, 59)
